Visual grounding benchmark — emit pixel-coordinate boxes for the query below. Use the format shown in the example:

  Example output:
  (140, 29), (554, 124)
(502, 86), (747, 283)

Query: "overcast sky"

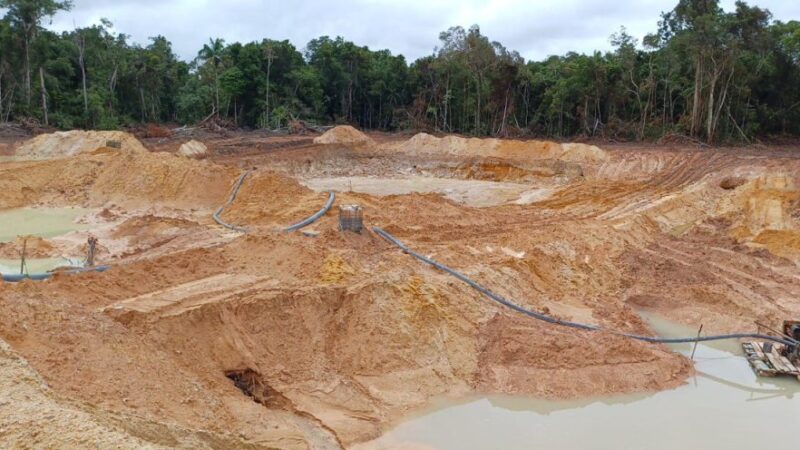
(22, 0), (800, 62)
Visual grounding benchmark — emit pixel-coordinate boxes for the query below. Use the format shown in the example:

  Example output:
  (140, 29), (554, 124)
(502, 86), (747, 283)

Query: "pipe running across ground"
(372, 226), (798, 347)
(212, 170), (252, 232)
(1, 265), (110, 283)
(213, 169), (335, 233)
(284, 191), (336, 232)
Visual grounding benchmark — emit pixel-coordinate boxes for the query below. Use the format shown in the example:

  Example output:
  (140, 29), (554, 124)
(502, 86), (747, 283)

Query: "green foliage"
(0, 0), (799, 142)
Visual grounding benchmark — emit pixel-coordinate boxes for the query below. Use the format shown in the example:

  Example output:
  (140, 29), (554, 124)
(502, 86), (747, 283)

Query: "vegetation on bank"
(0, 0), (799, 143)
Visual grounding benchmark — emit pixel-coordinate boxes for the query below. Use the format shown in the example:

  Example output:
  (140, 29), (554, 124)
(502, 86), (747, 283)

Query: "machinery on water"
(742, 321), (800, 381)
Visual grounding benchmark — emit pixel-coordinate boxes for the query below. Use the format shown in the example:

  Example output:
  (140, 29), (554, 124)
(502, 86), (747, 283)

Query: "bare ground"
(0, 128), (798, 449)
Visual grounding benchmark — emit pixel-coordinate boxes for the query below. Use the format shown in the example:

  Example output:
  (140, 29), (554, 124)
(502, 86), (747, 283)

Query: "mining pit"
(1, 127), (799, 449)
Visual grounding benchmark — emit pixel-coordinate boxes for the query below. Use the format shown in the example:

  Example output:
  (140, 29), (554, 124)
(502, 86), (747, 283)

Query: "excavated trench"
(226, 368), (291, 409)
(226, 368), (344, 450)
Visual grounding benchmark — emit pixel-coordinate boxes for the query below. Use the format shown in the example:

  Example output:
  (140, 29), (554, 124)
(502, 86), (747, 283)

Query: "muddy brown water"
(0, 207), (89, 243)
(362, 314), (800, 450)
(0, 207), (89, 273)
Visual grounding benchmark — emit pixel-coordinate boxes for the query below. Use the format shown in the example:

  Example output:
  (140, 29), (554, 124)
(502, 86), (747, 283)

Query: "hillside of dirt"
(0, 145), (239, 210)
(394, 133), (608, 164)
(1, 129), (799, 449)
(14, 130), (149, 160)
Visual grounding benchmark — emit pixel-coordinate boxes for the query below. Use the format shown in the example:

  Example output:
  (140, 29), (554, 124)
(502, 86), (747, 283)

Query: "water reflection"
(370, 313), (800, 450)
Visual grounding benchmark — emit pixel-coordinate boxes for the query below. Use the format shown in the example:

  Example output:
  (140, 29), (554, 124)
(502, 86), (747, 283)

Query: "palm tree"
(197, 37), (225, 116)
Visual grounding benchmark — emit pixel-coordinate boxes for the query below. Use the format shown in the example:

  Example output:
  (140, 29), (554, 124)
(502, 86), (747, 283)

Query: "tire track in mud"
(649, 241), (800, 313)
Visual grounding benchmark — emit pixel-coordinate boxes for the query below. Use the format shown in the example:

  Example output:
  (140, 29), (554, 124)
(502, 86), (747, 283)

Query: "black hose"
(284, 191), (335, 232)
(373, 227), (797, 347)
(213, 170), (251, 232)
(213, 170), (334, 233)
(1, 265), (110, 283)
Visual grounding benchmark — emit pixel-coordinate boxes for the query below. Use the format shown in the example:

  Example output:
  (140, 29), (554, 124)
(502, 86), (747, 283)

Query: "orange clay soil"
(1, 131), (800, 449)
(0, 236), (59, 258)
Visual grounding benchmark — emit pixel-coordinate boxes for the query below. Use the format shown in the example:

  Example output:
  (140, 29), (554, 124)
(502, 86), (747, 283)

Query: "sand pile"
(319, 253), (355, 283)
(398, 133), (608, 163)
(91, 152), (239, 208)
(0, 149), (239, 209)
(0, 338), (164, 449)
(314, 125), (375, 146)
(15, 130), (148, 160)
(177, 140), (209, 159)
(558, 142), (609, 163)
(221, 170), (328, 227)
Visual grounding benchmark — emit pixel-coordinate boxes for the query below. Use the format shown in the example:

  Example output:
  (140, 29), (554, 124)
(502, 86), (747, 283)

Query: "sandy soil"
(0, 128), (798, 449)
(301, 176), (554, 207)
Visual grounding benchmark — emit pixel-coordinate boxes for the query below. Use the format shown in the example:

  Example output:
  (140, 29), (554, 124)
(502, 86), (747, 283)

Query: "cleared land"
(1, 127), (799, 449)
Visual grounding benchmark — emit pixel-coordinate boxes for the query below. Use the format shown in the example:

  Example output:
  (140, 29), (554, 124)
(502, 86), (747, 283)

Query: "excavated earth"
(1, 129), (800, 449)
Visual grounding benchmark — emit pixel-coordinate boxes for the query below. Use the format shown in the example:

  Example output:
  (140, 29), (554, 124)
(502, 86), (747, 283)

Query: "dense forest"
(1, 0), (799, 143)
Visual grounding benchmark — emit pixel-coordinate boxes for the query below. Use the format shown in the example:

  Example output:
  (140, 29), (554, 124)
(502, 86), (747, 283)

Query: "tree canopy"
(1, 0), (798, 143)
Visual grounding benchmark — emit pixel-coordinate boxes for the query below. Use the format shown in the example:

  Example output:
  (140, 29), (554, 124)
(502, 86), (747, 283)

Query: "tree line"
(1, 0), (799, 143)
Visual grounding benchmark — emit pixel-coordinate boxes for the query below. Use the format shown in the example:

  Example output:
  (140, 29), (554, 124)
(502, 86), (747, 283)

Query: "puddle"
(0, 207), (89, 243)
(0, 207), (89, 274)
(362, 313), (800, 450)
(302, 176), (553, 207)
(0, 257), (80, 274)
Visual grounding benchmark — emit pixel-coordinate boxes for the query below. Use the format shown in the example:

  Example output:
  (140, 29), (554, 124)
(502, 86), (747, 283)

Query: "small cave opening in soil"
(225, 369), (291, 409)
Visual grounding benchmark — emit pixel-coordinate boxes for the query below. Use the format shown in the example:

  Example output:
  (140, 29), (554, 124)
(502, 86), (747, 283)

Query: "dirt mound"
(397, 133), (608, 163)
(0, 236), (59, 258)
(319, 253), (355, 283)
(15, 130), (149, 160)
(0, 335), (294, 449)
(177, 140), (209, 159)
(0, 338), (163, 449)
(221, 170), (328, 227)
(558, 143), (608, 163)
(314, 125), (374, 146)
(0, 149), (239, 210)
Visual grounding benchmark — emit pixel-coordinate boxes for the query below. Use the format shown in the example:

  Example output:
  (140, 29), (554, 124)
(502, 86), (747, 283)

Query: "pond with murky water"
(302, 176), (554, 207)
(0, 207), (89, 274)
(362, 314), (800, 450)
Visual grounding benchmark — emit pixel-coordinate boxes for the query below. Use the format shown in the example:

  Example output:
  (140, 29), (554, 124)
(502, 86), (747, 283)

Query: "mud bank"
(357, 314), (800, 450)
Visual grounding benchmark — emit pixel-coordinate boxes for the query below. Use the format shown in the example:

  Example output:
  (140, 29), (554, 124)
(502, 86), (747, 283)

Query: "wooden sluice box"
(742, 341), (800, 381)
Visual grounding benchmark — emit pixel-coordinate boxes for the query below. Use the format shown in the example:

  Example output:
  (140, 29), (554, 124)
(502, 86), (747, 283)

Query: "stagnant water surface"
(302, 176), (554, 208)
(0, 207), (89, 274)
(367, 314), (800, 450)
(0, 207), (89, 243)
(0, 257), (81, 274)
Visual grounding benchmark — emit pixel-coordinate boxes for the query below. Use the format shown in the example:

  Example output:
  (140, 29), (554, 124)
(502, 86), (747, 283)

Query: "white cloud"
(32, 0), (800, 62)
